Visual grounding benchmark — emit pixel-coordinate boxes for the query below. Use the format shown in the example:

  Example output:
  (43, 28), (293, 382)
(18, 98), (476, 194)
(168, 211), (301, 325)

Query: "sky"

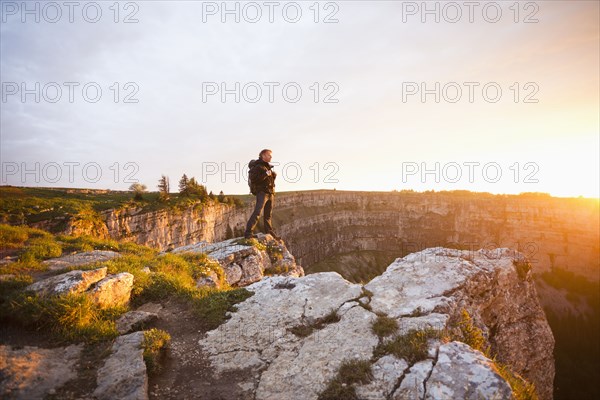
(1, 0), (599, 198)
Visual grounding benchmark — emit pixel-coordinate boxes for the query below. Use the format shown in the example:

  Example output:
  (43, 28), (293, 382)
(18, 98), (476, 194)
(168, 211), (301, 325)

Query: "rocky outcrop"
(87, 272), (135, 308)
(25, 267), (134, 308)
(0, 343), (83, 399)
(93, 331), (148, 400)
(168, 233), (304, 287)
(198, 246), (555, 400)
(41, 250), (121, 271)
(25, 267), (108, 297)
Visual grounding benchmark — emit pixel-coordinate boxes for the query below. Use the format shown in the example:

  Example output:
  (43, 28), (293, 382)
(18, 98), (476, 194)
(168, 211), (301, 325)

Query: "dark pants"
(245, 191), (274, 235)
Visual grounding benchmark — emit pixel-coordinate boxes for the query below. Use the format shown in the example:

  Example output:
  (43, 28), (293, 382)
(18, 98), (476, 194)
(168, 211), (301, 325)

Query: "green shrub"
(455, 308), (489, 354)
(143, 328), (171, 374)
(318, 358), (373, 400)
(373, 327), (444, 363)
(371, 315), (399, 337)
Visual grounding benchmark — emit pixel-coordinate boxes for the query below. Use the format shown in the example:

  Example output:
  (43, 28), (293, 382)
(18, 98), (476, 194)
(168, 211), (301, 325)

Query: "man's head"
(259, 149), (272, 163)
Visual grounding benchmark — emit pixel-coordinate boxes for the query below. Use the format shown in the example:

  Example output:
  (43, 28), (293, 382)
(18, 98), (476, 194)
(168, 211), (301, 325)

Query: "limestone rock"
(393, 359), (433, 399)
(425, 341), (514, 400)
(197, 247), (555, 400)
(42, 250), (121, 271)
(93, 331), (148, 400)
(196, 270), (221, 288)
(356, 355), (409, 399)
(0, 343), (83, 399)
(116, 310), (158, 334)
(25, 267), (107, 297)
(364, 247), (554, 400)
(87, 272), (134, 308)
(169, 233), (304, 287)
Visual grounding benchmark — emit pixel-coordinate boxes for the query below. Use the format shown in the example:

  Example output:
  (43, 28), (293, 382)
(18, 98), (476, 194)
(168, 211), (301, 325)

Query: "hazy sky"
(1, 0), (598, 197)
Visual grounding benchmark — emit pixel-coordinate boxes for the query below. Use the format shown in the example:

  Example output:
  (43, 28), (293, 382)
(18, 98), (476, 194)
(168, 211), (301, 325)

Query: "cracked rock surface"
(199, 246), (555, 400)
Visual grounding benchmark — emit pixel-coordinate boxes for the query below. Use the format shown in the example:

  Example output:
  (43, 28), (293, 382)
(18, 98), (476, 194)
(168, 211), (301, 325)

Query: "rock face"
(90, 191), (599, 282)
(198, 247), (555, 400)
(0, 343), (83, 399)
(169, 233), (304, 287)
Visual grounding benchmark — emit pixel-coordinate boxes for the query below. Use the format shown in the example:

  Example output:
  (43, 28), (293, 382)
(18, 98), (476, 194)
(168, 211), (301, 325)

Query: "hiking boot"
(244, 233), (258, 239)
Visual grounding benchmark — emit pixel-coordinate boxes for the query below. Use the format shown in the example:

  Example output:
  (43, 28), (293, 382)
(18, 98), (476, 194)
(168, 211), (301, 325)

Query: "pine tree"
(158, 175), (170, 201)
(179, 174), (189, 196)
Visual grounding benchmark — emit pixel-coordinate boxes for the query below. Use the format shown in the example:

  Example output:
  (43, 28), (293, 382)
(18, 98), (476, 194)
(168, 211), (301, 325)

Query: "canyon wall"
(98, 190), (599, 281)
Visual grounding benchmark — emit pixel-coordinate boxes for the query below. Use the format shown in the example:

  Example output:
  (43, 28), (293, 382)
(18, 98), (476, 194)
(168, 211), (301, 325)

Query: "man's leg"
(245, 191), (268, 236)
(262, 193), (274, 233)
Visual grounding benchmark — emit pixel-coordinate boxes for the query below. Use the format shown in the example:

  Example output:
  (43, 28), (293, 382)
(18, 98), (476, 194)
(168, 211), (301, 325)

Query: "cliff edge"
(199, 246), (554, 400)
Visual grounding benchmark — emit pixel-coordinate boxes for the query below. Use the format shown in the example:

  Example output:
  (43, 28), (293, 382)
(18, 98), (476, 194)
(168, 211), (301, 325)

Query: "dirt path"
(147, 298), (257, 400)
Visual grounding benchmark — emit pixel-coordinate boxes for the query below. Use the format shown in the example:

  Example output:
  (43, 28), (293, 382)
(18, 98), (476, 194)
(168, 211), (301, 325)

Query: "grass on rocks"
(371, 314), (399, 337)
(318, 358), (373, 400)
(373, 327), (445, 364)
(0, 224), (254, 344)
(449, 308), (538, 400)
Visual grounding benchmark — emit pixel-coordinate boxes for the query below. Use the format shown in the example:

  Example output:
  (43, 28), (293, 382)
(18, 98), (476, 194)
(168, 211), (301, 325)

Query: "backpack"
(248, 159), (259, 195)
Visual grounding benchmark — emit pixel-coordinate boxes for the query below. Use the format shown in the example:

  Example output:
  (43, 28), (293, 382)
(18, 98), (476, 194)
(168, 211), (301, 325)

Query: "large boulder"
(198, 247), (555, 400)
(25, 267), (107, 297)
(168, 233), (304, 287)
(24, 267), (134, 309)
(87, 272), (134, 308)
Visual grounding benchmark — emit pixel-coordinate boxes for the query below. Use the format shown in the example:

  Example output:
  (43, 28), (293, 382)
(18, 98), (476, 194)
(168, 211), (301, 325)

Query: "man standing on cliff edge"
(245, 149), (282, 241)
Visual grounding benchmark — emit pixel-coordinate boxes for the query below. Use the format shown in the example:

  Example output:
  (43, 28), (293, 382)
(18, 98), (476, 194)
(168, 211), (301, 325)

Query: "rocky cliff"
(94, 190), (598, 282)
(199, 246), (555, 400)
(0, 230), (554, 399)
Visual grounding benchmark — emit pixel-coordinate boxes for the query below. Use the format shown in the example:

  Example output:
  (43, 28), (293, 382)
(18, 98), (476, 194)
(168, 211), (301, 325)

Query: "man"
(245, 149), (282, 241)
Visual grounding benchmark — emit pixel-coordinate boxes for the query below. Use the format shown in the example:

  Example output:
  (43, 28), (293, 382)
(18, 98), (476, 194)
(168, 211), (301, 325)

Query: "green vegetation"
(371, 314), (399, 337)
(0, 186), (248, 230)
(453, 308), (489, 355)
(0, 225), (254, 345)
(449, 308), (537, 400)
(0, 224), (157, 274)
(3, 291), (124, 343)
(143, 328), (171, 374)
(318, 358), (373, 400)
(234, 237), (266, 251)
(373, 327), (444, 363)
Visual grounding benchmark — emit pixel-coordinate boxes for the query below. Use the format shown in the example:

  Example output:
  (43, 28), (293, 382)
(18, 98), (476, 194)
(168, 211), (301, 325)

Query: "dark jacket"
(249, 159), (277, 194)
